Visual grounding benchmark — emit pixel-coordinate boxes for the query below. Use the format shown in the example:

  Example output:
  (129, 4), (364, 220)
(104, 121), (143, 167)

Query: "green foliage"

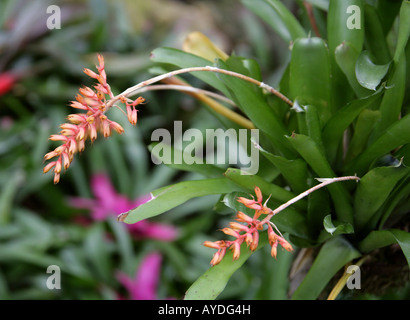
(1, 0), (409, 301)
(135, 0), (410, 299)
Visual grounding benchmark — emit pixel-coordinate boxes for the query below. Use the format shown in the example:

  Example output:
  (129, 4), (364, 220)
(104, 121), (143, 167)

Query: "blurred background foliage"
(0, 0), (295, 300)
(0, 0), (409, 300)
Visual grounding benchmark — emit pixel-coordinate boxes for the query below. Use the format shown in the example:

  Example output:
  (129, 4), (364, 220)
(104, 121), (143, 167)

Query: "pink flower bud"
(221, 228), (240, 238)
(235, 211), (253, 224)
(109, 121), (124, 134)
(43, 161), (57, 173)
(231, 242), (241, 261)
(49, 134), (68, 142)
(203, 241), (221, 250)
(62, 152), (71, 170)
(254, 186), (263, 203)
(271, 241), (278, 259)
(229, 222), (250, 233)
(249, 231), (259, 251)
(83, 68), (99, 79)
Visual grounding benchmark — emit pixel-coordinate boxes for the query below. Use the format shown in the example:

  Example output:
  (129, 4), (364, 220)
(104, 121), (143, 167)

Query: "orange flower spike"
(43, 53), (146, 184)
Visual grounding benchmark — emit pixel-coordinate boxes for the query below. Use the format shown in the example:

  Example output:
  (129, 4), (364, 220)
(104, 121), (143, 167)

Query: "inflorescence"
(43, 54), (145, 184)
(203, 186), (293, 266)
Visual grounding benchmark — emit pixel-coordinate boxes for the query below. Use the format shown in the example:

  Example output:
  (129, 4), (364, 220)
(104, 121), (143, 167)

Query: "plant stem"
(106, 66), (294, 110)
(261, 176), (360, 225)
(133, 84), (236, 106)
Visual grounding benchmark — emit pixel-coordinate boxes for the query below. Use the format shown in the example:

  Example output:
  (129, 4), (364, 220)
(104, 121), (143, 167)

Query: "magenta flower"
(116, 252), (164, 300)
(69, 173), (178, 241)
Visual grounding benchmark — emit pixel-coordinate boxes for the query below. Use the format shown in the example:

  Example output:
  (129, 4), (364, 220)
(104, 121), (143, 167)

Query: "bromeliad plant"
(43, 0), (410, 300)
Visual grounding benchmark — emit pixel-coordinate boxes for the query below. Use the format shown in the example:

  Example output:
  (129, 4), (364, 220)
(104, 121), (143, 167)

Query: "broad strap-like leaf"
(122, 178), (244, 224)
(353, 162), (410, 233)
(292, 236), (361, 300)
(358, 229), (410, 271)
(241, 0), (306, 44)
(184, 232), (269, 300)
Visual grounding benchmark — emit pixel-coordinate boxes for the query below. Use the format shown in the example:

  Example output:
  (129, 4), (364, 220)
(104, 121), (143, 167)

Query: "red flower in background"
(0, 72), (17, 96)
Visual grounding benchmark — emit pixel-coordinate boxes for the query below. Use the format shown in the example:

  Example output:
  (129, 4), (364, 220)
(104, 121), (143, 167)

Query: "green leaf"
(393, 0), (410, 63)
(371, 54), (406, 140)
(304, 105), (326, 155)
(307, 188), (331, 239)
(241, 0), (306, 44)
(376, 0), (402, 35)
(148, 142), (225, 178)
(223, 168), (305, 210)
(322, 88), (383, 164)
(83, 223), (112, 282)
(0, 171), (23, 225)
(320, 215), (354, 240)
(353, 162), (410, 233)
(185, 232), (269, 300)
(345, 109), (380, 162)
(328, 0), (364, 54)
(363, 4), (392, 65)
(378, 175), (410, 229)
(292, 236), (361, 300)
(304, 0), (329, 11)
(355, 51), (390, 91)
(358, 229), (410, 270)
(287, 133), (354, 224)
(220, 191), (255, 215)
(150, 47), (230, 97)
(107, 217), (135, 274)
(216, 58), (296, 158)
(123, 178), (244, 224)
(334, 41), (373, 98)
(290, 37), (332, 124)
(346, 113), (410, 176)
(257, 143), (309, 194)
(327, 0), (364, 109)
